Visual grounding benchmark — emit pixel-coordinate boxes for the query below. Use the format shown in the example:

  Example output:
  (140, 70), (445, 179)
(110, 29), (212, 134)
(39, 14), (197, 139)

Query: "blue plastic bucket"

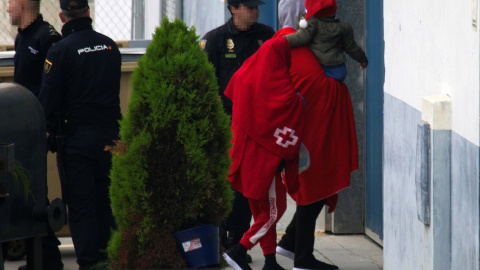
(173, 224), (219, 268)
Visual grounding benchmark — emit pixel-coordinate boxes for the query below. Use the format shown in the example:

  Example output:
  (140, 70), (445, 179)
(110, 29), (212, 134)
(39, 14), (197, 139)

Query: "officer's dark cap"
(228, 0), (265, 7)
(60, 0), (89, 10)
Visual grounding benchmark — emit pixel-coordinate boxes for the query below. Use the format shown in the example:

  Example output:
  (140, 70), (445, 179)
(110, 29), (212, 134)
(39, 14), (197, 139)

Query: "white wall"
(144, 0), (161, 40)
(183, 0), (227, 38)
(142, 0), (226, 41)
(384, 0), (479, 146)
(383, 1), (480, 269)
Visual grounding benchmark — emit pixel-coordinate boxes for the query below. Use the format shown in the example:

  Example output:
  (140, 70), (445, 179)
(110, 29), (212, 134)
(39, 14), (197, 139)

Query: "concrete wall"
(383, 0), (479, 269)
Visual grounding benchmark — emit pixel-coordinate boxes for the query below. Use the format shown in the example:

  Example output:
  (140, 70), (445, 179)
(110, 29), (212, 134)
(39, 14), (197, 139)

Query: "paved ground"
(3, 197), (383, 270)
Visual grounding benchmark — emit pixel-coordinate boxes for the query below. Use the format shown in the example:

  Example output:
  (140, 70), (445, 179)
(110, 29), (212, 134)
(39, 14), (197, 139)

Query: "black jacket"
(39, 17), (121, 132)
(202, 18), (274, 115)
(14, 14), (61, 97)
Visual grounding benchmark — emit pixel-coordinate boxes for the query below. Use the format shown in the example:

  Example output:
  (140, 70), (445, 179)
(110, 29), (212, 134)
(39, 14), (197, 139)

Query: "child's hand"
(360, 60), (368, 70)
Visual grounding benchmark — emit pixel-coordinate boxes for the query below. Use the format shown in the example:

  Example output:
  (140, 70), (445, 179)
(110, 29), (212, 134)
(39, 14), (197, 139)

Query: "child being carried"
(284, 0), (368, 82)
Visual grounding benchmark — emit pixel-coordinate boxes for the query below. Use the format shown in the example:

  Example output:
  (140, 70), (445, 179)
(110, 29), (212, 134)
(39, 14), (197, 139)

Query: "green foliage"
(108, 18), (233, 268)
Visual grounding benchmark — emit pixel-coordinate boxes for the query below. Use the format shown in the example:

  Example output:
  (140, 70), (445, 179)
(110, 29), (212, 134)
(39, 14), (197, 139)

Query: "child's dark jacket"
(285, 16), (367, 66)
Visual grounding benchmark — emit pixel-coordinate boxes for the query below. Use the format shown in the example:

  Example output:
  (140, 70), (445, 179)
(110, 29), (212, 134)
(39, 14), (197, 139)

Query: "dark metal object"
(0, 143), (14, 174)
(0, 143), (14, 201)
(0, 83), (66, 270)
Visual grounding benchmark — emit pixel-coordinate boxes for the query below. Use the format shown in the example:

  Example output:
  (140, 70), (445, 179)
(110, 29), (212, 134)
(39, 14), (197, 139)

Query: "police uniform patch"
(226, 39), (234, 51)
(44, 59), (52, 74)
(200, 39), (207, 50)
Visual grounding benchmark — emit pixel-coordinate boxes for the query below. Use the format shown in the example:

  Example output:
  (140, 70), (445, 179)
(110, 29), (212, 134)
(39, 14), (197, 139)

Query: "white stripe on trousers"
(249, 175), (278, 244)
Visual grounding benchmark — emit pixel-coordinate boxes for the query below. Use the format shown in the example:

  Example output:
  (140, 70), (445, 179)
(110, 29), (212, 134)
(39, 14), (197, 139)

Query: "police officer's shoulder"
(46, 35), (75, 61)
(35, 22), (61, 46)
(47, 24), (61, 37)
(201, 24), (227, 50)
(92, 30), (119, 47)
(204, 23), (228, 40)
(34, 22), (58, 38)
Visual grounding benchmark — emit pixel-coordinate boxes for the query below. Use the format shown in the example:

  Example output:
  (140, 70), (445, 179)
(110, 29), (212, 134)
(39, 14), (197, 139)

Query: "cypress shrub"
(107, 18), (233, 269)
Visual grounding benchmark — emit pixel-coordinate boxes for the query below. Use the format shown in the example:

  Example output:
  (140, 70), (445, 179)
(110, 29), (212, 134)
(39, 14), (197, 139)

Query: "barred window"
(0, 0), (179, 49)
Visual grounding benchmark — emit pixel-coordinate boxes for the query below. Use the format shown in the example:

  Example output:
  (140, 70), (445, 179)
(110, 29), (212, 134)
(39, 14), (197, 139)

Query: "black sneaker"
(276, 239), (295, 260)
(223, 249), (252, 270)
(293, 257), (339, 270)
(262, 261), (287, 270)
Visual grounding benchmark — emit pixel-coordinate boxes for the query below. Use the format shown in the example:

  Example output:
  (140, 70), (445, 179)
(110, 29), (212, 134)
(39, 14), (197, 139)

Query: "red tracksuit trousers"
(239, 172), (287, 255)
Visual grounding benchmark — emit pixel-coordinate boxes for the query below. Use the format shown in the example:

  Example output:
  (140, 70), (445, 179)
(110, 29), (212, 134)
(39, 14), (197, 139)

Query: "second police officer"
(39, 0), (121, 269)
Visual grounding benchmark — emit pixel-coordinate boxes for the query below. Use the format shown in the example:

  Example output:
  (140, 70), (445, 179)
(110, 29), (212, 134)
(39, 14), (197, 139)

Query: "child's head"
(305, 0), (337, 20)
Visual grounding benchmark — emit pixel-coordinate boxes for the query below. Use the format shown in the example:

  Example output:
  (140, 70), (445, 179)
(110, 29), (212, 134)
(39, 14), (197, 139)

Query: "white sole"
(276, 245), (295, 260)
(223, 252), (244, 270)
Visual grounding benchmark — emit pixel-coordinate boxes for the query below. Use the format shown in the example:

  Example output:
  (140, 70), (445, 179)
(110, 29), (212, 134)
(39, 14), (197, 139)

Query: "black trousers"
(222, 189), (252, 248)
(59, 126), (117, 268)
(281, 199), (327, 263)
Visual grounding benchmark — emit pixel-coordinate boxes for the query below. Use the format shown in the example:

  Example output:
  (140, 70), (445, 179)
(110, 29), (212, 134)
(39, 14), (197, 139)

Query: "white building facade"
(383, 1), (480, 269)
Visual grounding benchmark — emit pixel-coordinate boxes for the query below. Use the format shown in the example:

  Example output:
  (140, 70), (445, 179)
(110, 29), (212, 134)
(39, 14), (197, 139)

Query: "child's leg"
(321, 63), (347, 82)
(240, 173), (287, 255)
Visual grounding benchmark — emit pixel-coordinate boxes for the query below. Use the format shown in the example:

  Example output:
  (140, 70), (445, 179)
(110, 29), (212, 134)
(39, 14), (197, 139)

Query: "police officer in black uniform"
(6, 0), (63, 269)
(201, 0), (275, 263)
(9, 0), (62, 97)
(38, 0), (121, 269)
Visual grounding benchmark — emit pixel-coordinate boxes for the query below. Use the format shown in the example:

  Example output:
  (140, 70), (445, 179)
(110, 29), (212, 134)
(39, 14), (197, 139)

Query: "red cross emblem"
(274, 127), (298, 148)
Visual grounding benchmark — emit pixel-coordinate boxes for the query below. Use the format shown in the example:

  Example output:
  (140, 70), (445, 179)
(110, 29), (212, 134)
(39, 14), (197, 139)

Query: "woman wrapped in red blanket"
(223, 36), (305, 270)
(274, 2), (359, 270)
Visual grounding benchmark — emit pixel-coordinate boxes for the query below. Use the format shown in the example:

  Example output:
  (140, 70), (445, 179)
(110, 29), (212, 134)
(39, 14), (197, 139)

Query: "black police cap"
(60, 0), (89, 10)
(228, 0), (265, 7)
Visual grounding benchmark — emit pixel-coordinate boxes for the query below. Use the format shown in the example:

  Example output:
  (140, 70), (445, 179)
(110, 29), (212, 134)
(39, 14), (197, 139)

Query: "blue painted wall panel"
(451, 133), (479, 269)
(365, 0), (385, 240)
(383, 93), (424, 269)
(258, 0), (278, 31)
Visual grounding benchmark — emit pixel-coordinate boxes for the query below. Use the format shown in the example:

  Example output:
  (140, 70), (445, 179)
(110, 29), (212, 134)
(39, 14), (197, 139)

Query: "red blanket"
(225, 37), (305, 200)
(275, 28), (358, 205)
